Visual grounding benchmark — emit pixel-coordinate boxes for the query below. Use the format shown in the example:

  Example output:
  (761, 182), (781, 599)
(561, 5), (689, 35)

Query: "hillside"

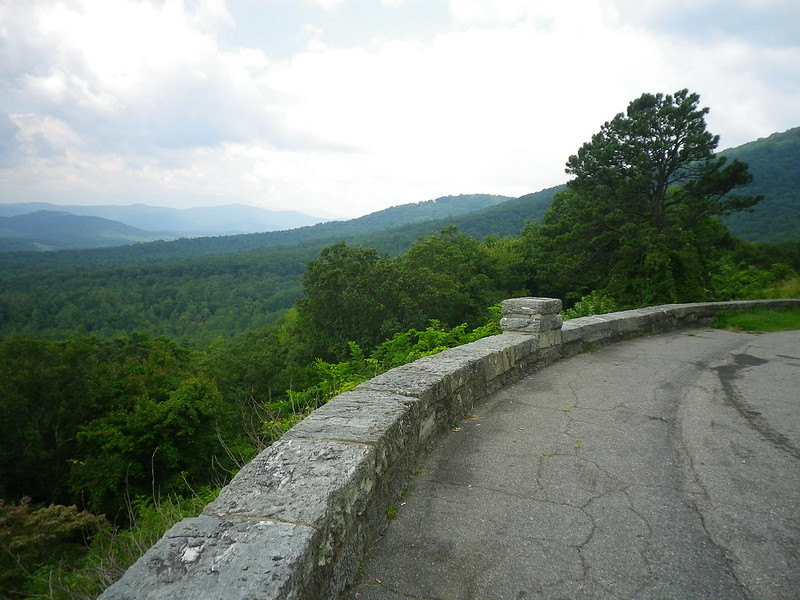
(0, 128), (796, 343)
(0, 120), (795, 257)
(720, 126), (800, 242)
(0, 194), (518, 342)
(0, 202), (327, 238)
(0, 194), (515, 269)
(0, 211), (167, 251)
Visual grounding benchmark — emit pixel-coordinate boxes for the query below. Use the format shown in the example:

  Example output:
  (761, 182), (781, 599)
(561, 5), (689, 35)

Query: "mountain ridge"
(0, 211), (168, 251)
(0, 194), (515, 254)
(0, 202), (328, 245)
(0, 127), (796, 343)
(0, 126), (796, 255)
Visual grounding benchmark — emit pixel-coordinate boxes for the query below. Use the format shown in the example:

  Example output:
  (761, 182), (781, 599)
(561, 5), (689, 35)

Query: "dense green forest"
(0, 124), (797, 343)
(1, 93), (799, 599)
(720, 126), (800, 242)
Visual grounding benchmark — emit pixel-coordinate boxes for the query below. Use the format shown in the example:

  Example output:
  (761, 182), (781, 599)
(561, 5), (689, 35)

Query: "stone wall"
(100, 298), (799, 600)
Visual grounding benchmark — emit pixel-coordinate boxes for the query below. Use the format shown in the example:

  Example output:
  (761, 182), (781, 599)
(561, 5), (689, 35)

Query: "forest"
(1, 91), (799, 599)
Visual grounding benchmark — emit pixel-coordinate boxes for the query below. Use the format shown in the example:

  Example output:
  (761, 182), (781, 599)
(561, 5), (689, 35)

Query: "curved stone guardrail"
(100, 298), (799, 600)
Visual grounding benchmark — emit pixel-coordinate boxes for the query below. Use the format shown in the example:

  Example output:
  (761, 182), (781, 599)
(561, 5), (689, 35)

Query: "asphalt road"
(343, 328), (800, 600)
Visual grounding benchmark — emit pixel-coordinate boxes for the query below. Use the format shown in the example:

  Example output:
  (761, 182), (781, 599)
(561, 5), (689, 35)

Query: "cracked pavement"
(343, 329), (800, 599)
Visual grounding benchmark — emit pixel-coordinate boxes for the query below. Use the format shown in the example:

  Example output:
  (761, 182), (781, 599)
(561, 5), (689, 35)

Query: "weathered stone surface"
(538, 328), (562, 349)
(501, 332), (540, 365)
(458, 335), (524, 381)
(98, 515), (319, 600)
(410, 350), (486, 394)
(204, 438), (375, 565)
(499, 316), (540, 333)
(356, 364), (446, 406)
(500, 313), (563, 333)
(284, 390), (420, 478)
(502, 297), (562, 316)
(501, 298), (563, 334)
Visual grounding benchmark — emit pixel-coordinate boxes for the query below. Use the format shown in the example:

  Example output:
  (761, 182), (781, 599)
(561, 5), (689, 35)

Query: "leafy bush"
(0, 489), (217, 600)
(259, 313), (502, 444)
(712, 308), (800, 332)
(0, 498), (107, 599)
(710, 259), (798, 300)
(562, 291), (621, 320)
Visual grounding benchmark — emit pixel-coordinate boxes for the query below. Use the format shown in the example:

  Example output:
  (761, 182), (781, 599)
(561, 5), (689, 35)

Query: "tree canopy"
(533, 89), (762, 306)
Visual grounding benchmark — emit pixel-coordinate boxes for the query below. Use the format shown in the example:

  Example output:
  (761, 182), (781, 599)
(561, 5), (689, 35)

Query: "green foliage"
(0, 333), (252, 523)
(712, 308), (800, 332)
(721, 126), (800, 242)
(298, 241), (420, 360)
(0, 335), (111, 505)
(0, 497), (107, 598)
(2, 491), (217, 600)
(268, 341), (383, 420)
(399, 227), (509, 329)
(298, 232), (518, 361)
(258, 316), (501, 445)
(534, 89), (761, 307)
(0, 248), (309, 343)
(774, 277), (800, 298)
(710, 258), (798, 300)
(70, 375), (231, 519)
(562, 291), (621, 320)
(373, 315), (501, 369)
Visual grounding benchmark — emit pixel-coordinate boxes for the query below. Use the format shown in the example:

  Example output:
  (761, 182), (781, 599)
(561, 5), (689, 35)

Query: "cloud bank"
(1, 0), (798, 218)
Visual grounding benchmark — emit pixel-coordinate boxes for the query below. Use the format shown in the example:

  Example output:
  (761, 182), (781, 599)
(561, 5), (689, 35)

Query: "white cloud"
(11, 113), (86, 154)
(0, 0), (798, 217)
(187, 0), (235, 31)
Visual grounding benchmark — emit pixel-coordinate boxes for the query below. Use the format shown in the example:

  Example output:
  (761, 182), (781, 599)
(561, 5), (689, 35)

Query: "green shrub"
(259, 312), (502, 444)
(17, 491), (216, 600)
(0, 498), (107, 599)
(712, 308), (800, 332)
(562, 291), (621, 320)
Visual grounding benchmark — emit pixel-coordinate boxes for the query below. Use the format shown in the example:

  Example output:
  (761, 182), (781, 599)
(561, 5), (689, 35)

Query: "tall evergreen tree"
(534, 89), (761, 305)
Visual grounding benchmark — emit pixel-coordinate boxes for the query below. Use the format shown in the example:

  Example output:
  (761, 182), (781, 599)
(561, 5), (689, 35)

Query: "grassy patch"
(712, 308), (800, 333)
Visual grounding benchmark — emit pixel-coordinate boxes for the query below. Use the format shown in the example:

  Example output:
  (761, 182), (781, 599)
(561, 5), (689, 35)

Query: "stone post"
(500, 297), (563, 349)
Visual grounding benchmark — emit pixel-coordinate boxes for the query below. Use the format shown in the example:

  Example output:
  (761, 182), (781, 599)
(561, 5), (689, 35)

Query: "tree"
(0, 335), (110, 505)
(298, 242), (420, 360)
(534, 89), (761, 306)
(0, 497), (107, 596)
(69, 374), (236, 520)
(398, 227), (506, 328)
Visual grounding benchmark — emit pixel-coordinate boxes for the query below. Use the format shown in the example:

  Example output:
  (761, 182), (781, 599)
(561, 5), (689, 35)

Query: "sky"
(1, 0), (798, 219)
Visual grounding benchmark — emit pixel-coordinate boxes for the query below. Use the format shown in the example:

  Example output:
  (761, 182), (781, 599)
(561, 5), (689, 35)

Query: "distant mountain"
(720, 126), (800, 243)
(0, 202), (326, 237)
(445, 186), (564, 237)
(0, 196), (512, 252)
(435, 128), (800, 244)
(0, 194), (515, 255)
(0, 211), (167, 251)
(0, 124), (796, 256)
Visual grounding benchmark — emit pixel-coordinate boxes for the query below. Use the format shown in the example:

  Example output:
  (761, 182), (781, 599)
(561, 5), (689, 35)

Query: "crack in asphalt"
(676, 372), (754, 600)
(348, 333), (795, 600)
(713, 353), (800, 460)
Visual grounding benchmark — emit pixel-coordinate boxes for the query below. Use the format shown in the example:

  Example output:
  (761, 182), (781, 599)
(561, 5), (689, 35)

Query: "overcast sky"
(1, 0), (798, 219)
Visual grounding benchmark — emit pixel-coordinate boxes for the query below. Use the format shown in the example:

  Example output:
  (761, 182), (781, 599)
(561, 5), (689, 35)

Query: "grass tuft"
(712, 308), (800, 333)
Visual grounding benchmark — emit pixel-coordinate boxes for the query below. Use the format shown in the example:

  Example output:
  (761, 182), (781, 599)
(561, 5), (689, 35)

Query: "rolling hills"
(0, 211), (168, 251)
(719, 126), (800, 242)
(0, 127), (796, 343)
(0, 202), (328, 248)
(1, 125), (796, 256)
